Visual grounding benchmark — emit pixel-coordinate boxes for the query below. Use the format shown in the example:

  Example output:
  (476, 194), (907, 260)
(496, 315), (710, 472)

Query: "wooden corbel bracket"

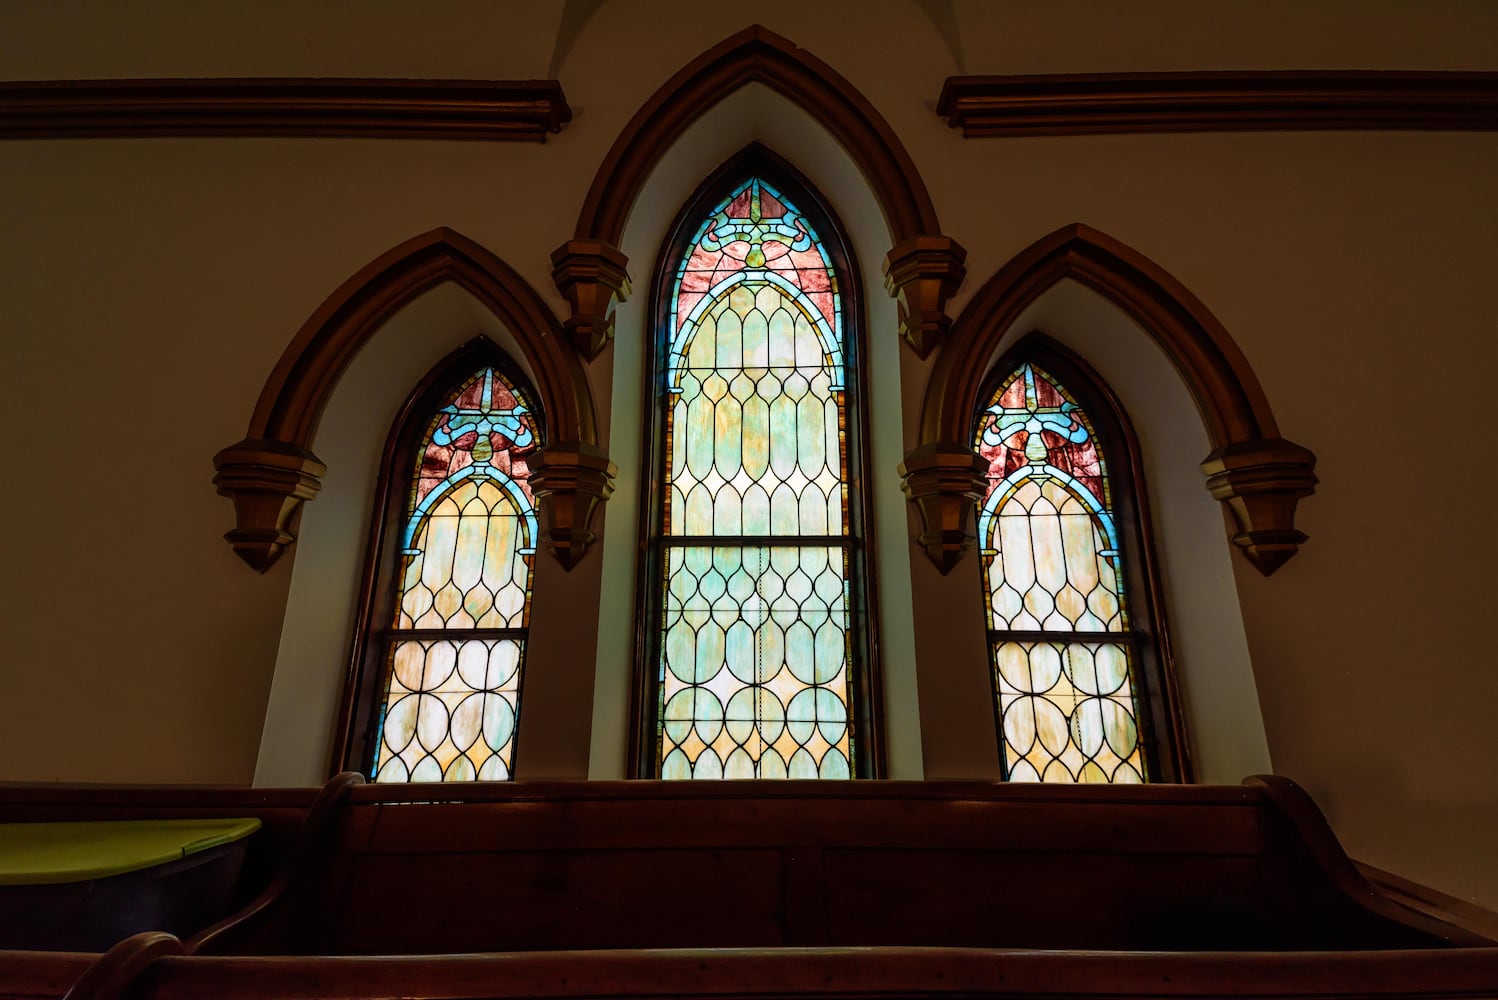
(1201, 437), (1318, 576)
(897, 442), (991, 575)
(212, 439), (327, 572)
(528, 442), (618, 570)
(550, 240), (632, 361)
(882, 235), (968, 359)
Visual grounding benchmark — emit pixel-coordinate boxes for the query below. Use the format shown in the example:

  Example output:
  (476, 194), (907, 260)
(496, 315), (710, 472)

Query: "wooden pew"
(4, 776), (1496, 1000)
(192, 776), (1490, 955)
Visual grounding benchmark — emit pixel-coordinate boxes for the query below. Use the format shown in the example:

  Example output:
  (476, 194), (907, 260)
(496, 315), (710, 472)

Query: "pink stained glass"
(674, 177), (839, 345)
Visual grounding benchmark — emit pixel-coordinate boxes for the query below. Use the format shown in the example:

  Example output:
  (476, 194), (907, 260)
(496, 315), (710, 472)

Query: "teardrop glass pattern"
(653, 175), (857, 779)
(371, 366), (540, 782)
(975, 363), (1147, 783)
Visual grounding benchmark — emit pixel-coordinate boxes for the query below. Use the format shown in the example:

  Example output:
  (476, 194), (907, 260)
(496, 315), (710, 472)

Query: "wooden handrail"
(184, 771), (364, 955)
(58, 933), (181, 1000)
(136, 946), (1498, 999)
(1244, 774), (1495, 946)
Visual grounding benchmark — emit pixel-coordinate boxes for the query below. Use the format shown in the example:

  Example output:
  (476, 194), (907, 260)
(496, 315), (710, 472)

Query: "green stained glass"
(653, 174), (857, 779)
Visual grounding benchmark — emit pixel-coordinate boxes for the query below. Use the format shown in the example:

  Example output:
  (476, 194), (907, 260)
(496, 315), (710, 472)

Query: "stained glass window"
(975, 359), (1151, 783)
(368, 364), (541, 782)
(646, 171), (867, 779)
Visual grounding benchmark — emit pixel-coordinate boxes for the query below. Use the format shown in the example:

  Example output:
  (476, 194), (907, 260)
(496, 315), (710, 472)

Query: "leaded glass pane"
(660, 545), (852, 779)
(372, 366), (539, 783)
(656, 176), (855, 779)
(975, 363), (1146, 782)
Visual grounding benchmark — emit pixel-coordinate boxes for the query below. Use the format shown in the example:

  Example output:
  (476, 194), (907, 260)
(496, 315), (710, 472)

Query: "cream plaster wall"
(1, 1), (1495, 906)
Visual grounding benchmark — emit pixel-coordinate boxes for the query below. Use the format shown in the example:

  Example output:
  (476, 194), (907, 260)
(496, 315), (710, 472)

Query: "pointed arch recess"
(214, 228), (614, 572)
(552, 24), (967, 360)
(902, 224), (1317, 577)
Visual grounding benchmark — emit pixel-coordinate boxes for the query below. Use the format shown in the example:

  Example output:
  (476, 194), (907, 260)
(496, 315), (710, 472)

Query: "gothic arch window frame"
(972, 332), (1191, 783)
(213, 227), (610, 574)
(333, 336), (545, 781)
(629, 145), (885, 779)
(906, 223), (1317, 577)
(551, 24), (966, 362)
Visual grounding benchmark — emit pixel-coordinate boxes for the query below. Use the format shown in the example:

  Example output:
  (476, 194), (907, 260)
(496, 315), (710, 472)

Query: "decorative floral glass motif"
(655, 176), (855, 779)
(975, 363), (1147, 783)
(371, 366), (540, 782)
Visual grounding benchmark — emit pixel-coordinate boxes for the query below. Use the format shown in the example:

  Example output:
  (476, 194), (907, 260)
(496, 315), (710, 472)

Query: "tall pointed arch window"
(975, 336), (1187, 783)
(638, 154), (877, 779)
(338, 341), (542, 782)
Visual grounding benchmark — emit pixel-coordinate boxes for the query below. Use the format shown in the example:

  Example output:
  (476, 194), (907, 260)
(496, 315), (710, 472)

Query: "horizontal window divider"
(988, 629), (1137, 644)
(661, 534), (854, 547)
(380, 628), (529, 641)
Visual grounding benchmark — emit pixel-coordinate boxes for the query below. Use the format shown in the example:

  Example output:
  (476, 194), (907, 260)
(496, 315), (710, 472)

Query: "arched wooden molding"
(907, 223), (1317, 576)
(213, 227), (611, 572)
(557, 24), (966, 360)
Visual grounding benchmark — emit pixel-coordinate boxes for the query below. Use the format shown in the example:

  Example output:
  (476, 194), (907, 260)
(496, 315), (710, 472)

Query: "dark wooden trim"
(0, 950), (96, 1000)
(574, 25), (939, 247)
(60, 932), (183, 1000)
(1246, 775), (1495, 948)
(244, 228), (592, 450)
(212, 228), (606, 571)
(134, 946), (1498, 1000)
(1358, 861), (1498, 943)
(185, 772), (364, 956)
(555, 25), (965, 360)
(0, 78), (570, 141)
(937, 71), (1498, 137)
(926, 224), (1275, 448)
(912, 223), (1318, 575)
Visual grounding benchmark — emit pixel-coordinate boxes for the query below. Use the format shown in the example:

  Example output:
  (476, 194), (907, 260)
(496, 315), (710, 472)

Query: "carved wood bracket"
(897, 443), (991, 575)
(212, 439), (327, 573)
(528, 443), (618, 570)
(1202, 438), (1319, 576)
(882, 236), (969, 359)
(550, 240), (632, 361)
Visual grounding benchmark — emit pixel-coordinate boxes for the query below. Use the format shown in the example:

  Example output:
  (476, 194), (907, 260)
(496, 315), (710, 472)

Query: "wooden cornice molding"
(912, 223), (1317, 576)
(0, 78), (571, 141)
(216, 228), (606, 572)
(937, 71), (1498, 138)
(565, 25), (964, 358)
